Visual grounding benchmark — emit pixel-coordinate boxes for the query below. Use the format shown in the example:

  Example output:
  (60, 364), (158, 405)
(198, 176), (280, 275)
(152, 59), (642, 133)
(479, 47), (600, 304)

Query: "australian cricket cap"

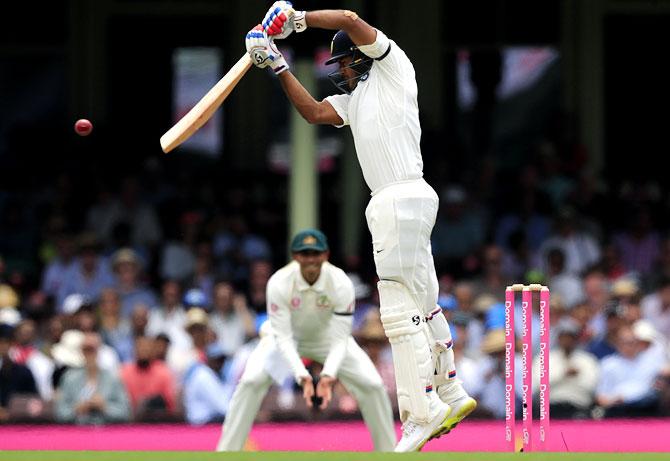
(290, 229), (329, 253)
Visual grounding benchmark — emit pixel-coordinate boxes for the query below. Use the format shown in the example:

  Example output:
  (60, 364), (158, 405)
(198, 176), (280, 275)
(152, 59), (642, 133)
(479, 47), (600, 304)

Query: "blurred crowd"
(2, 151), (670, 426)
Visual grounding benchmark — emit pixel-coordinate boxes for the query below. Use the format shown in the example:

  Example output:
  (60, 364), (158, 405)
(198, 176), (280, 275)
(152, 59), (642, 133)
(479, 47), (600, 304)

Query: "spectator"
(612, 205), (660, 276)
(0, 198), (38, 278)
(56, 233), (114, 312)
(500, 230), (532, 282)
(657, 365), (670, 416)
(495, 185), (551, 256)
(98, 288), (133, 362)
(66, 296), (98, 332)
(246, 260), (272, 313)
(535, 318), (599, 418)
(535, 207), (601, 276)
(600, 241), (627, 281)
(536, 143), (575, 207)
(453, 281), (484, 353)
(51, 329), (120, 387)
(0, 284), (19, 309)
(51, 329), (86, 389)
(432, 185), (486, 268)
(1, 324), (38, 423)
(62, 296), (121, 372)
(55, 332), (130, 425)
(166, 307), (206, 382)
(42, 315), (65, 359)
(146, 280), (190, 353)
(10, 319), (55, 401)
(209, 281), (256, 356)
(545, 293), (569, 343)
(470, 244), (513, 300)
(129, 305), (151, 342)
(644, 237), (670, 291)
(595, 325), (665, 418)
(120, 336), (177, 420)
(185, 307), (209, 363)
(450, 324), (485, 402)
(609, 278), (643, 324)
(153, 333), (171, 363)
(183, 287), (209, 311)
(546, 247), (584, 309)
(159, 211), (201, 282)
(213, 215), (272, 282)
(566, 170), (610, 240)
(477, 329), (520, 419)
(632, 320), (668, 363)
(111, 248), (158, 318)
(640, 277), (670, 340)
(40, 232), (77, 301)
(182, 342), (232, 425)
(582, 267), (611, 341)
(85, 177), (163, 253)
(586, 302), (624, 360)
(189, 241), (216, 305)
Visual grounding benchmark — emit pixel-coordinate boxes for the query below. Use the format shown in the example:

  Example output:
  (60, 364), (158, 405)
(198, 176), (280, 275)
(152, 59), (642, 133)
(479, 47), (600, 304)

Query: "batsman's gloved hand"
(262, 1), (307, 39)
(245, 25), (289, 75)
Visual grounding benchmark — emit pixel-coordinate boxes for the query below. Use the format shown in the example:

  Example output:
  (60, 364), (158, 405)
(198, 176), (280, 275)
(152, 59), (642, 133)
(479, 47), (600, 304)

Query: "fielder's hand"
(315, 375), (336, 410)
(300, 375), (315, 408)
(262, 1), (307, 39)
(245, 25), (289, 74)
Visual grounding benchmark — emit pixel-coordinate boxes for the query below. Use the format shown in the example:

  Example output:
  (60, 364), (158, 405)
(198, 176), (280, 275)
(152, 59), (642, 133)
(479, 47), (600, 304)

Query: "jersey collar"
(295, 265), (327, 292)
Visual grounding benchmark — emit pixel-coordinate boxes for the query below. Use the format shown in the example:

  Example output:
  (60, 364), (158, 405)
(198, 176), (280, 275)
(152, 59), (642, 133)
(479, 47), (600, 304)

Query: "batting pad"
(378, 280), (433, 423)
(426, 308), (457, 387)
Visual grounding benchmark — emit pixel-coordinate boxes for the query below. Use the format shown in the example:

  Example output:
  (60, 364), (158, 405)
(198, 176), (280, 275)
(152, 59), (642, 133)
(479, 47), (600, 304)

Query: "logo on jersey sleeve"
(270, 302), (279, 313)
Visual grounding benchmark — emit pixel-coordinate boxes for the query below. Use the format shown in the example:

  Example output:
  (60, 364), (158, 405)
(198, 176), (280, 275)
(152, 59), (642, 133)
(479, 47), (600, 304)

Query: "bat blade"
(160, 53), (253, 153)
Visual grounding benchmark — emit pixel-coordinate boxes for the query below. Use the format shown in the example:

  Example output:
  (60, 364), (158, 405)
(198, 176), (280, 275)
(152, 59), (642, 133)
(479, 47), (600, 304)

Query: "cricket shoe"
(429, 394), (478, 440)
(394, 399), (451, 452)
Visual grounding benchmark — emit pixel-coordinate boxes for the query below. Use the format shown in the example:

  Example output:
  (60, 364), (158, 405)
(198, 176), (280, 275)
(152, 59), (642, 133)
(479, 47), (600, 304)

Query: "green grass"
(1, 453), (669, 461)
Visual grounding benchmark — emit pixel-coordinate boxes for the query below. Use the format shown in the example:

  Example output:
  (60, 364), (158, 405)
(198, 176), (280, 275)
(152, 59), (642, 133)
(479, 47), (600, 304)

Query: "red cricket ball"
(74, 119), (93, 136)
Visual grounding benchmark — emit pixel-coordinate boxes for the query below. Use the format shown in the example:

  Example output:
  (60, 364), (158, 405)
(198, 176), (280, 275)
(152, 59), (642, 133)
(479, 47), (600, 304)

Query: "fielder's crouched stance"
(217, 230), (395, 451)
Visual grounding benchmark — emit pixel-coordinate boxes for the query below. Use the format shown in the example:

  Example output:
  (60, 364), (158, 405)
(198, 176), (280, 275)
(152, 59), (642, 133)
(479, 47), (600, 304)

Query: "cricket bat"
(160, 53), (253, 153)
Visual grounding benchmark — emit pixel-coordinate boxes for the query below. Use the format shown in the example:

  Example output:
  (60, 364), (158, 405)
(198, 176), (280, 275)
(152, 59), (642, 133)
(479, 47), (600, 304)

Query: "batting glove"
(262, 1), (307, 39)
(245, 25), (289, 74)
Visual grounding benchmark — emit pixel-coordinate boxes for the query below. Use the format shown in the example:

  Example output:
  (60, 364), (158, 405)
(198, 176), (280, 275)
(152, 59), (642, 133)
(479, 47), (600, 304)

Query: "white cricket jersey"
(266, 260), (355, 382)
(325, 29), (423, 194)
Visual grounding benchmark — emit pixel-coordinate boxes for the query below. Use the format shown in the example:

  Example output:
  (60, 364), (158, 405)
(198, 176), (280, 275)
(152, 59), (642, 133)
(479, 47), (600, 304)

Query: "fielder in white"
(217, 229), (395, 451)
(245, 4), (477, 451)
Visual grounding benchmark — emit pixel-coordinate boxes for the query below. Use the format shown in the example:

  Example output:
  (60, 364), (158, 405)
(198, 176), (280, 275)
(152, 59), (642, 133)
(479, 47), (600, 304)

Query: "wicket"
(504, 283), (550, 452)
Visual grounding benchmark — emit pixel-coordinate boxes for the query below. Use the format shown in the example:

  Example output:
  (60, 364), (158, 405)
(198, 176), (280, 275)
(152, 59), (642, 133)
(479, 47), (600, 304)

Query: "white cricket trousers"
(216, 335), (396, 451)
(366, 179), (440, 315)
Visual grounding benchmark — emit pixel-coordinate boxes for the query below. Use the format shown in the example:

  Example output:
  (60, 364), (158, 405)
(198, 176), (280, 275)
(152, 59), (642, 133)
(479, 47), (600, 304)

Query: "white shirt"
(209, 312), (250, 357)
(641, 293), (670, 339)
(146, 306), (192, 352)
(325, 29), (423, 194)
(534, 348), (599, 408)
(267, 261), (355, 382)
(535, 233), (601, 276)
(182, 363), (231, 425)
(597, 347), (665, 403)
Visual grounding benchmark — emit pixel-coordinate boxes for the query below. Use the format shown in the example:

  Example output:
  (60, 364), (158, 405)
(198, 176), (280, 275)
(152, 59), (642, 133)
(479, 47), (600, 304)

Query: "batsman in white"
(216, 229), (395, 451)
(244, 3), (477, 452)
